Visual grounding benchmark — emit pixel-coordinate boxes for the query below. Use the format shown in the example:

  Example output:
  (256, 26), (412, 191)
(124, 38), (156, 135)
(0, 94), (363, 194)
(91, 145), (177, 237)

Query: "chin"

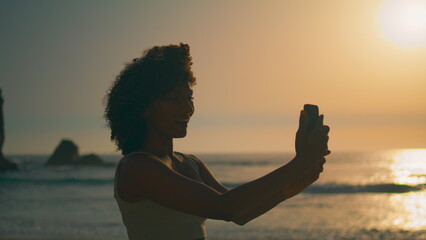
(173, 132), (187, 138)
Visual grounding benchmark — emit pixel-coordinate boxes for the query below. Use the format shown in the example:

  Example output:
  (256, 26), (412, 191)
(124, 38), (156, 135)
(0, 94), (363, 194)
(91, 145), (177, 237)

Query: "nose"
(184, 98), (194, 117)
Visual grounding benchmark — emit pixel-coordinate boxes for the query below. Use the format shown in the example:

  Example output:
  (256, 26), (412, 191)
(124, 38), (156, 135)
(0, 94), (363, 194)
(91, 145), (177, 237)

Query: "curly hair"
(104, 43), (196, 155)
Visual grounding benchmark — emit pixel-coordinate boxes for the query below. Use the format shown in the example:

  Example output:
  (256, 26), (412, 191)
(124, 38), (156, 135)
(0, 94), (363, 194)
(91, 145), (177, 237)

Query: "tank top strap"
(121, 151), (202, 178)
(179, 153), (201, 175)
(123, 151), (160, 159)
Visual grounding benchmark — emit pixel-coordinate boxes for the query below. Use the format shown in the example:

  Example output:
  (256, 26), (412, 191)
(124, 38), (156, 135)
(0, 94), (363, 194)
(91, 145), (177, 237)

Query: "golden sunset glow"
(389, 192), (426, 229)
(1, 2), (426, 239)
(367, 149), (426, 230)
(1, 1), (425, 154)
(391, 149), (426, 185)
(386, 149), (426, 230)
(378, 0), (426, 48)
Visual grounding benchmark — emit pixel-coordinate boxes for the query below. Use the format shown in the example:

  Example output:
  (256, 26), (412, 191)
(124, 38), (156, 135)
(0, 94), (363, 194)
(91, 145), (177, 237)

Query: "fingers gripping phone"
(304, 104), (319, 133)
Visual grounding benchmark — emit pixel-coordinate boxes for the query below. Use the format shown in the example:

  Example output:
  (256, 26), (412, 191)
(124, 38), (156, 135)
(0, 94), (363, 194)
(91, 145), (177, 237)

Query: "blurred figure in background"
(0, 88), (18, 171)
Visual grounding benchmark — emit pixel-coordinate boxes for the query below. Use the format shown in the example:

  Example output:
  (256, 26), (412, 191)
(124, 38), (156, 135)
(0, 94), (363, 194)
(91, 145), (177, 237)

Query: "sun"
(378, 0), (426, 48)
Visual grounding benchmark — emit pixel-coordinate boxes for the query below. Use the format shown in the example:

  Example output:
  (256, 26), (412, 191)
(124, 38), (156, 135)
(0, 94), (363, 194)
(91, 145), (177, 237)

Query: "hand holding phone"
(303, 104), (319, 133)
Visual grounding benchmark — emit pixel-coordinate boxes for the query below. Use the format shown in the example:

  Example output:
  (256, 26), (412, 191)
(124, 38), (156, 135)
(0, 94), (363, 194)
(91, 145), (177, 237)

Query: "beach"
(1, 150), (426, 239)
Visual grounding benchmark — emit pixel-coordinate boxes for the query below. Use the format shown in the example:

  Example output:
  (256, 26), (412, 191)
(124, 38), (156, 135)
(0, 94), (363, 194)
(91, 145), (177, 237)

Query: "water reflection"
(391, 149), (426, 185)
(388, 149), (426, 229)
(389, 191), (426, 230)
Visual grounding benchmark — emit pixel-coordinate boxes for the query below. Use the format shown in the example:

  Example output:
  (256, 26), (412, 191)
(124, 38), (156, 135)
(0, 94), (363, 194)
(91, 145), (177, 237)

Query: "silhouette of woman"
(0, 89), (18, 171)
(104, 43), (330, 240)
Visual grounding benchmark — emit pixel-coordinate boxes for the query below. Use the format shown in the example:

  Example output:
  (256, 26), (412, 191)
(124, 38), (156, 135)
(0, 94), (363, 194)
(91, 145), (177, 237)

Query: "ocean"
(1, 149), (425, 240)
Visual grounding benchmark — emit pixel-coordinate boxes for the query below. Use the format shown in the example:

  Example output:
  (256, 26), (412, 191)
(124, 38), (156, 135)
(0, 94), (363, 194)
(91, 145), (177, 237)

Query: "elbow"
(211, 195), (239, 223)
(214, 209), (236, 223)
(211, 192), (251, 225)
(216, 212), (247, 225)
(215, 208), (248, 225)
(232, 218), (249, 226)
(207, 211), (235, 223)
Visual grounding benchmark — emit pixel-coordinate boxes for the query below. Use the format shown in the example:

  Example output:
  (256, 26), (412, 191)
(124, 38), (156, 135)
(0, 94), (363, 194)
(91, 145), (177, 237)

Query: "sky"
(0, 0), (425, 155)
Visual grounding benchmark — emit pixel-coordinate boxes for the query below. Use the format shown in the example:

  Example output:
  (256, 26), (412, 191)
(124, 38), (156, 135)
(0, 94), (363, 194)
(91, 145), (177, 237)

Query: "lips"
(176, 118), (189, 122)
(176, 119), (189, 125)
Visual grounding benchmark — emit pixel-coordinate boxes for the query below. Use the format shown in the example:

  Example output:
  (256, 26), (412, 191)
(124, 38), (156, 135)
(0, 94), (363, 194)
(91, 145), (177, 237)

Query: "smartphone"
(304, 104), (319, 132)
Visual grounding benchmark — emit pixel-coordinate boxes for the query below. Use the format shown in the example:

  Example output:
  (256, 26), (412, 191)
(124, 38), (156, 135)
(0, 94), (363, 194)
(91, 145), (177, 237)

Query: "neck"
(138, 131), (174, 158)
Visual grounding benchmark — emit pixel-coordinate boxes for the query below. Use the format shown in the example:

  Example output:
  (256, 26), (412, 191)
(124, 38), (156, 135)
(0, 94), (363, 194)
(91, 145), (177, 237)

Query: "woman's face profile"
(144, 82), (195, 139)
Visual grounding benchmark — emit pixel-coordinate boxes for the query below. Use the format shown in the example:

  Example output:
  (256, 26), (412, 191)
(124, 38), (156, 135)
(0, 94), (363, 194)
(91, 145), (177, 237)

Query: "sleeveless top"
(114, 151), (207, 240)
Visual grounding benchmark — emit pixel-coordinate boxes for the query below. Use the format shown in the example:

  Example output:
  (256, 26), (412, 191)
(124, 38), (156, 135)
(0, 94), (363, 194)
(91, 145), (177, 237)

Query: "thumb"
(298, 110), (308, 132)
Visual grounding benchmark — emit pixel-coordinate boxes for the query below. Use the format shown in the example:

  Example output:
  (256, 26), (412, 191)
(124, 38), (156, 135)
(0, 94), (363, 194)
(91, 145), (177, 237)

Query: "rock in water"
(76, 154), (104, 165)
(45, 139), (79, 166)
(0, 153), (18, 171)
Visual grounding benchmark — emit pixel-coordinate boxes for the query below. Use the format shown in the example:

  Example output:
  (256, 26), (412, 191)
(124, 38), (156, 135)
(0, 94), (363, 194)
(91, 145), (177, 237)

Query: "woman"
(104, 43), (330, 240)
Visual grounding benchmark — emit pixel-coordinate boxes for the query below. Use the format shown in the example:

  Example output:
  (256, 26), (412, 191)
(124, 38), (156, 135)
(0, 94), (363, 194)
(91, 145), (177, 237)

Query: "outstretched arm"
(120, 153), (309, 222)
(194, 154), (327, 225)
(118, 110), (329, 223)
(232, 112), (330, 225)
(231, 156), (327, 225)
(192, 112), (330, 225)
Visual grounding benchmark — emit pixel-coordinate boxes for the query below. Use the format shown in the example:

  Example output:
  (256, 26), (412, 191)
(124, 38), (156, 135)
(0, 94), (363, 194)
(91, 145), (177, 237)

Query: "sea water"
(1, 149), (425, 239)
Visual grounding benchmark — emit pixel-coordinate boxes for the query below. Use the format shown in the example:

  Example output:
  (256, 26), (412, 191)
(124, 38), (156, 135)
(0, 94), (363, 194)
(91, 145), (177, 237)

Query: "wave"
(0, 177), (114, 185)
(304, 183), (425, 194)
(2, 177), (424, 194)
(221, 182), (425, 194)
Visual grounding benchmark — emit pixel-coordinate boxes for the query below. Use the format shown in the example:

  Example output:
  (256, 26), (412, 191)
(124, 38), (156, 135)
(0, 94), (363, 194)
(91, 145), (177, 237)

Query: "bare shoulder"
(120, 153), (170, 175)
(177, 152), (203, 164)
(122, 152), (160, 165)
(117, 153), (173, 201)
(179, 152), (228, 193)
(175, 152), (207, 170)
(189, 154), (211, 171)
